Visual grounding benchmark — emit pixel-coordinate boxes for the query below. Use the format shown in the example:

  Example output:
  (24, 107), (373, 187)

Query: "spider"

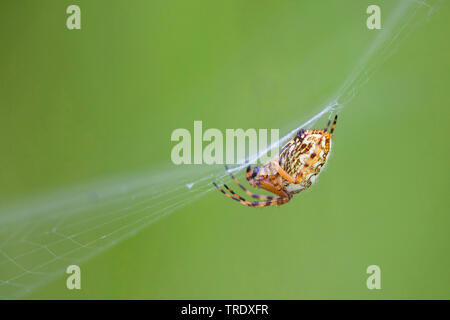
(213, 115), (338, 207)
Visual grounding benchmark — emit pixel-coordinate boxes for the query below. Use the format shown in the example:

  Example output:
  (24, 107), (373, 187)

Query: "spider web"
(0, 0), (440, 299)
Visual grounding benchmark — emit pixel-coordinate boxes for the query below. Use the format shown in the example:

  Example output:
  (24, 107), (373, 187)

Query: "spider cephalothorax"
(213, 115), (338, 207)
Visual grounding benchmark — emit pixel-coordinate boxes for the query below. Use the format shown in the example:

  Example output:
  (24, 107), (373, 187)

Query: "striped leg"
(212, 182), (290, 207)
(324, 119), (332, 132)
(245, 165), (255, 184)
(330, 115), (338, 134)
(225, 165), (274, 200)
(270, 160), (300, 184)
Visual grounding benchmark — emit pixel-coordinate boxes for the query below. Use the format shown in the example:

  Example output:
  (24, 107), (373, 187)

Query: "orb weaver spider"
(213, 115), (338, 207)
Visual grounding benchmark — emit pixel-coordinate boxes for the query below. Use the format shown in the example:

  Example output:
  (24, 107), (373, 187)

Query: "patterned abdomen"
(279, 130), (332, 193)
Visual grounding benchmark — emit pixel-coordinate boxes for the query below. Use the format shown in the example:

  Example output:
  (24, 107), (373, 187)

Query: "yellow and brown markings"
(213, 115), (338, 207)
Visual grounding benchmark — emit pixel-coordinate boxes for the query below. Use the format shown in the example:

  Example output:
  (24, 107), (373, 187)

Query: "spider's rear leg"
(212, 182), (291, 207)
(224, 165), (274, 201)
(223, 184), (275, 202)
(212, 182), (248, 204)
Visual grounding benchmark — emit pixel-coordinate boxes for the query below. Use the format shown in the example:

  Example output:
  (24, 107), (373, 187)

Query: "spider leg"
(330, 115), (338, 134)
(224, 165), (274, 200)
(271, 160), (300, 184)
(223, 183), (274, 202)
(246, 165), (255, 184)
(244, 165), (293, 198)
(212, 182), (291, 207)
(324, 119), (332, 132)
(223, 184), (254, 202)
(213, 182), (249, 203)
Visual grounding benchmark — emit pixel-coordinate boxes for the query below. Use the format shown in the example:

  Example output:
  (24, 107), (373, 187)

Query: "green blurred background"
(0, 0), (449, 299)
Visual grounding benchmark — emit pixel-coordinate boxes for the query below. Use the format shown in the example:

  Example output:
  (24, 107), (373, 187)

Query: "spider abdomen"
(279, 132), (332, 193)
